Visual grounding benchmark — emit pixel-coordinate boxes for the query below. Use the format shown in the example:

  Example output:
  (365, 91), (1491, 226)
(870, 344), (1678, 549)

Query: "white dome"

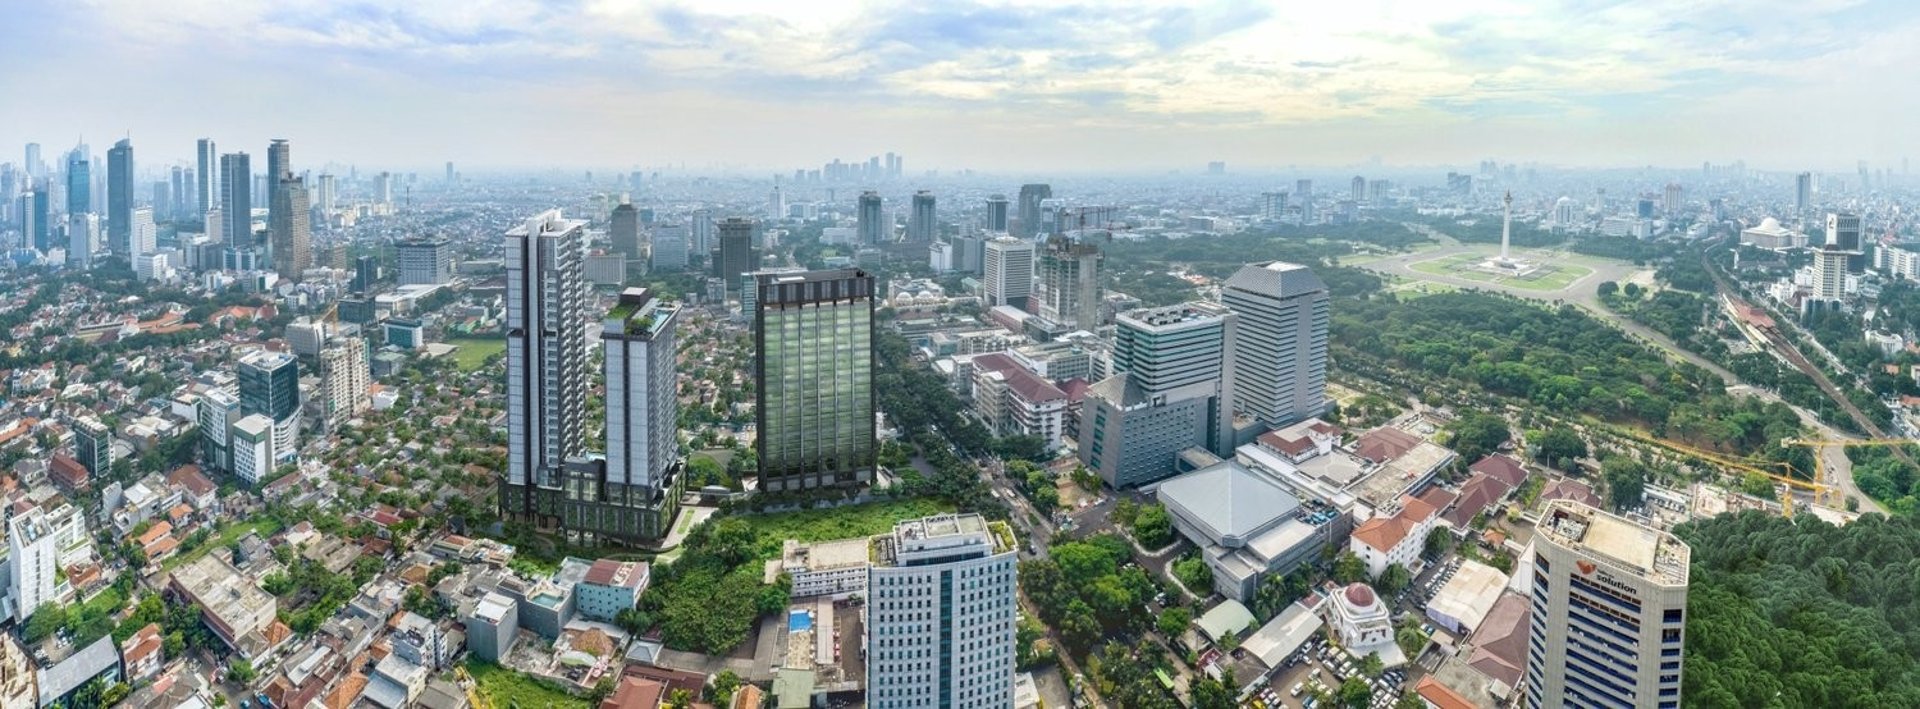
(1759, 217), (1781, 229)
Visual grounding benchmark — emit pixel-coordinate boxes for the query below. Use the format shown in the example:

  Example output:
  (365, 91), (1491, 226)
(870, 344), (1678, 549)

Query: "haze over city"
(6, 0), (1918, 172)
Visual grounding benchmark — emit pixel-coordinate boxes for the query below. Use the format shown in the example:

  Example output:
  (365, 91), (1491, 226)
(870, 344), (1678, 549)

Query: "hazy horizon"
(5, 0), (1917, 174)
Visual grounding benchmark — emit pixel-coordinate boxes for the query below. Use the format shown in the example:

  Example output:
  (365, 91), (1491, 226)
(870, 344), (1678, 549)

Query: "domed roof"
(1555, 196), (1576, 206)
(1759, 216), (1781, 229)
(1344, 583), (1376, 607)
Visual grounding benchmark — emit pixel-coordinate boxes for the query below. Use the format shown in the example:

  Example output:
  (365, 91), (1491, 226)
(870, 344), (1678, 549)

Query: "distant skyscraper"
(267, 139), (290, 237)
(1662, 182), (1683, 214)
(353, 254), (379, 293)
(66, 150), (90, 215)
(269, 176), (312, 280)
(857, 191), (885, 244)
(24, 143), (41, 178)
(1350, 176), (1365, 202)
(1828, 212), (1864, 273)
(168, 168), (187, 220)
(574, 287), (684, 541)
(983, 236), (1035, 310)
(396, 238), (452, 286)
(239, 349), (301, 466)
(1260, 191), (1288, 221)
(219, 152), (251, 245)
(24, 186), (50, 252)
(712, 217), (759, 297)
(1368, 179), (1390, 204)
(650, 223), (689, 271)
(1222, 261), (1330, 433)
(196, 139), (217, 216)
(984, 194), (1009, 232)
(767, 185), (785, 220)
(130, 207), (155, 263)
(1016, 183), (1051, 238)
(1081, 302), (1236, 487)
(504, 209), (590, 526)
(907, 190), (936, 242)
(105, 139), (133, 256)
(610, 195), (641, 259)
(317, 336), (371, 432)
(1295, 179), (1314, 221)
(445, 161), (455, 184)
(1526, 500), (1689, 709)
(1035, 234), (1103, 329)
(1795, 172), (1813, 214)
(375, 172), (394, 206)
(865, 513), (1018, 709)
(755, 269), (876, 492)
(316, 173), (337, 213)
(67, 213), (93, 267)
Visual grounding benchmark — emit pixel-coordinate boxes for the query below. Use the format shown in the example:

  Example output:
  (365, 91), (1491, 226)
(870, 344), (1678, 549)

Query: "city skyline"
(4, 1), (1918, 172)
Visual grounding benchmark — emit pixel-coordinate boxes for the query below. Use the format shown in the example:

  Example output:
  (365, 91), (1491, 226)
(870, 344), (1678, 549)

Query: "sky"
(3, 0), (1918, 174)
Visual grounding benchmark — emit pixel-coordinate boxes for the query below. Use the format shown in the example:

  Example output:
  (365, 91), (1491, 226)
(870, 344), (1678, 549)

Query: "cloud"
(4, 0), (1917, 170)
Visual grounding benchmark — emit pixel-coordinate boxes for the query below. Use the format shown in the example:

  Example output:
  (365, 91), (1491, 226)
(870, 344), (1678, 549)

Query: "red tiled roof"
(137, 521), (174, 546)
(167, 465), (217, 496)
(1059, 378), (1092, 403)
(1414, 676), (1478, 709)
(122, 623), (164, 664)
(1469, 455), (1529, 489)
(970, 352), (1021, 375)
(1001, 367), (1066, 404)
(583, 559), (648, 590)
(1538, 479), (1602, 509)
(1444, 474), (1514, 528)
(1465, 593), (1531, 691)
(1352, 427), (1421, 464)
(1258, 430), (1316, 458)
(601, 676), (666, 709)
(49, 454), (89, 489)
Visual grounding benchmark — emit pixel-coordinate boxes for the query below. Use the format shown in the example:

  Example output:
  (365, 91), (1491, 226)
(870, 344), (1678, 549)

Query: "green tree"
(228, 658), (256, 684)
(1132, 504), (1175, 549)
(1603, 457), (1649, 510)
(1339, 677), (1373, 708)
(1445, 412), (1510, 464)
(1157, 606), (1192, 638)
(711, 669), (743, 703)
(1376, 563), (1412, 595)
(1332, 552), (1367, 584)
(1189, 668), (1237, 709)
(1359, 651), (1384, 678)
(1174, 557), (1213, 593)
(1529, 426), (1587, 465)
(23, 603), (67, 643)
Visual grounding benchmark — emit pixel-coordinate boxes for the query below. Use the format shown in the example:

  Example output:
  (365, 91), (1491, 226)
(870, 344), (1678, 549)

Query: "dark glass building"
(754, 269), (876, 492)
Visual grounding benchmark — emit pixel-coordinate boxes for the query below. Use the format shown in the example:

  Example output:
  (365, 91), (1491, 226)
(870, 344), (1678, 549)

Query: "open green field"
(163, 517), (286, 571)
(467, 660), (591, 709)
(448, 337), (506, 371)
(1407, 252), (1591, 291)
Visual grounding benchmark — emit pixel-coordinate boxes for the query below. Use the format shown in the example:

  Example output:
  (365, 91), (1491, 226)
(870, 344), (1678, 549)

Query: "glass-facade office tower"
(1079, 302), (1236, 488)
(197, 139), (218, 218)
(219, 153), (252, 247)
(866, 514), (1018, 709)
(610, 197), (641, 259)
(857, 191), (885, 245)
(983, 236), (1034, 310)
(1016, 183), (1051, 238)
(1526, 500), (1689, 709)
(238, 350), (301, 465)
(504, 209), (589, 526)
(712, 217), (758, 298)
(1221, 261), (1330, 434)
(754, 269), (876, 492)
(66, 152), (90, 215)
(907, 190), (936, 242)
(270, 176), (311, 280)
(984, 194), (1009, 232)
(562, 287), (684, 542)
(107, 139), (133, 256)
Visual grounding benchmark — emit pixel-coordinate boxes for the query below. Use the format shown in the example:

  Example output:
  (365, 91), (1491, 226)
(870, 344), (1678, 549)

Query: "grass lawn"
(1406, 252), (1592, 291)
(448, 337), (506, 371)
(735, 497), (955, 557)
(467, 660), (591, 709)
(164, 517), (286, 571)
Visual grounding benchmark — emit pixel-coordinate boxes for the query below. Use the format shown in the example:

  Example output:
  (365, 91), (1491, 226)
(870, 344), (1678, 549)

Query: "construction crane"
(1782, 437), (1920, 508)
(1613, 429), (1834, 517)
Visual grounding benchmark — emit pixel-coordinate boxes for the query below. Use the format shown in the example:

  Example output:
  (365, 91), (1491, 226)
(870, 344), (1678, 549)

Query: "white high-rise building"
(1526, 500), (1690, 709)
(1221, 261), (1330, 432)
(1812, 248), (1850, 303)
(503, 209), (589, 525)
(317, 337), (371, 431)
(231, 414), (275, 487)
(198, 388), (242, 475)
(866, 514), (1017, 709)
(131, 206), (156, 261)
(7, 507), (61, 622)
(982, 236), (1034, 309)
(603, 288), (680, 493)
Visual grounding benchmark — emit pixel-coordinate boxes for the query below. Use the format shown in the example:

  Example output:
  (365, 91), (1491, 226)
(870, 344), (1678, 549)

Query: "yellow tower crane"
(1613, 429), (1833, 517)
(1782, 438), (1920, 510)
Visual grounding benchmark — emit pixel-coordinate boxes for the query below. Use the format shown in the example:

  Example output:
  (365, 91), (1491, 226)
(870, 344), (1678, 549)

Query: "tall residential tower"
(503, 209), (590, 526)
(1221, 261), (1330, 438)
(754, 269), (876, 492)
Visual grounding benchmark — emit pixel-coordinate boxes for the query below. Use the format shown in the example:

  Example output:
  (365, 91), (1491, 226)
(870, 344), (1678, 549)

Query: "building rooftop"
(1157, 460), (1301, 546)
(582, 559), (649, 590)
(170, 554), (278, 643)
(873, 513), (1013, 567)
(1224, 260), (1328, 299)
(37, 636), (119, 707)
(782, 537), (871, 573)
(1539, 499), (1689, 586)
(1427, 560), (1508, 632)
(1116, 301), (1229, 330)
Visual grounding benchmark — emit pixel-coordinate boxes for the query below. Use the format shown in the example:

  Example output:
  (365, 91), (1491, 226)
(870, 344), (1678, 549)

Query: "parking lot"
(1240, 633), (1411, 708)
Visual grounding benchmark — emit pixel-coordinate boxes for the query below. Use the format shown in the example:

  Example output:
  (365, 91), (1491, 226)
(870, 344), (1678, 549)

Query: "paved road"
(1370, 227), (1880, 513)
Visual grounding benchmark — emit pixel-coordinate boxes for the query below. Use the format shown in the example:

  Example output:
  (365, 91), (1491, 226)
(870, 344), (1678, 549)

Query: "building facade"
(107, 139), (133, 256)
(396, 238), (452, 286)
(1221, 261), (1330, 437)
(317, 337), (372, 431)
(1526, 500), (1690, 709)
(1035, 234), (1103, 330)
(712, 217), (759, 299)
(220, 153), (252, 247)
(754, 269), (876, 492)
(908, 190), (936, 242)
(561, 288), (684, 543)
(504, 209), (590, 527)
(269, 176), (312, 280)
(866, 514), (1017, 709)
(858, 191), (885, 244)
(238, 350), (300, 465)
(982, 236), (1034, 310)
